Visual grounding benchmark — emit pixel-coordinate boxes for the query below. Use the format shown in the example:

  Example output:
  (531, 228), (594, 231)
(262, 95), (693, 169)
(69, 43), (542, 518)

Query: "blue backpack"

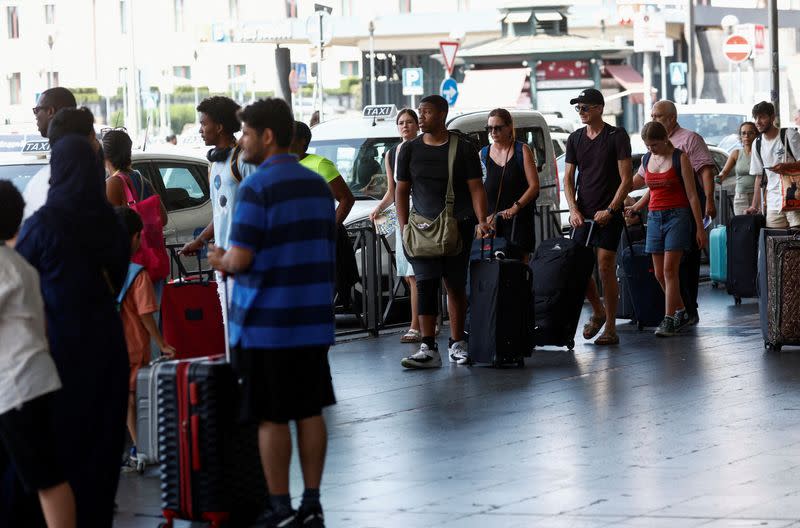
(480, 141), (525, 174)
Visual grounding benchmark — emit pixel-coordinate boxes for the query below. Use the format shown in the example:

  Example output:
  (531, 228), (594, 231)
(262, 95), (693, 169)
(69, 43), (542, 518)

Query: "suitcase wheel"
(136, 459), (146, 474)
(567, 339), (575, 351)
(516, 359), (525, 368)
(765, 342), (782, 353)
(711, 282), (719, 289)
(734, 296), (742, 305)
(637, 322), (644, 331)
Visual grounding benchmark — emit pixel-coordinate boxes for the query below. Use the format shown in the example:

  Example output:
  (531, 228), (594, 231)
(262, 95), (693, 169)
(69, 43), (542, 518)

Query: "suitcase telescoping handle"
(222, 276), (231, 363)
(167, 243), (212, 284)
(569, 219), (595, 247)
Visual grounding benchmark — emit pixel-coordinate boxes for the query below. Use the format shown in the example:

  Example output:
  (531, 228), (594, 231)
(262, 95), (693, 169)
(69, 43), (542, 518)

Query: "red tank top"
(645, 164), (690, 211)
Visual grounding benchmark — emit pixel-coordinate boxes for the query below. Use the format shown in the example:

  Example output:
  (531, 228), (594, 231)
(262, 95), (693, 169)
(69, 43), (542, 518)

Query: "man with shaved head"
(634, 99), (717, 327)
(22, 87), (78, 221)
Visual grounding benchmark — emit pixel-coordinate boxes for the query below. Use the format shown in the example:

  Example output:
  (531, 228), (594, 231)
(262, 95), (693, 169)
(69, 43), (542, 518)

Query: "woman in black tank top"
(483, 109), (540, 256)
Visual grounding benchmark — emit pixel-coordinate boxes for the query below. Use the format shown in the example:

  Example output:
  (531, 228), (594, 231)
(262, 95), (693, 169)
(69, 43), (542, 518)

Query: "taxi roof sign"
(362, 105), (397, 120)
(22, 140), (50, 154)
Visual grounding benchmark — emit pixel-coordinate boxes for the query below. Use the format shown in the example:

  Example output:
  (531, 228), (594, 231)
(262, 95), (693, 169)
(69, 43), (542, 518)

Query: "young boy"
(114, 206), (175, 469)
(0, 181), (76, 528)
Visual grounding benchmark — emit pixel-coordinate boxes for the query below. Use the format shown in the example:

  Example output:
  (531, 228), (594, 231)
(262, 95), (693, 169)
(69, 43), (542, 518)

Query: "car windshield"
(679, 113), (747, 146)
(308, 137), (401, 200)
(0, 163), (42, 193)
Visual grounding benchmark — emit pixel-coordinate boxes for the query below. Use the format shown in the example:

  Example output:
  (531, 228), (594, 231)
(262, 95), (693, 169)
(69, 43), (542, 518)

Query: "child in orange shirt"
(115, 207), (175, 470)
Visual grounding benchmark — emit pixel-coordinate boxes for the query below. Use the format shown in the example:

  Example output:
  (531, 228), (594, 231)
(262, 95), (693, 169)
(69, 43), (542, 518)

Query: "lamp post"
(368, 20), (376, 106)
(193, 50), (200, 124)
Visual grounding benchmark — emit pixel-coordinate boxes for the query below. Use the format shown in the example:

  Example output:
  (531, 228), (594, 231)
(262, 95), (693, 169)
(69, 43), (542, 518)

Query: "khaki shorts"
(766, 208), (800, 228)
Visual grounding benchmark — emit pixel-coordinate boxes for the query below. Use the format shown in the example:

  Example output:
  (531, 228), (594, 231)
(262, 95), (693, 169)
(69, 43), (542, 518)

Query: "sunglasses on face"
(100, 126), (127, 138)
(32, 105), (51, 116)
(575, 105), (598, 114)
(485, 125), (507, 133)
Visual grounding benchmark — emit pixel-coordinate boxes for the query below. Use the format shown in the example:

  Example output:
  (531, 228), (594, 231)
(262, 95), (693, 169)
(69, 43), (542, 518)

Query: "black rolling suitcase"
(158, 282), (267, 528)
(619, 227), (665, 329)
(726, 214), (766, 303)
(469, 237), (532, 367)
(531, 222), (596, 350)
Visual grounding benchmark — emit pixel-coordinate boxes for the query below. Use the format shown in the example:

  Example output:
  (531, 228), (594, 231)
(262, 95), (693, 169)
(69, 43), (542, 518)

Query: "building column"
(590, 57), (602, 90)
(530, 58), (538, 110)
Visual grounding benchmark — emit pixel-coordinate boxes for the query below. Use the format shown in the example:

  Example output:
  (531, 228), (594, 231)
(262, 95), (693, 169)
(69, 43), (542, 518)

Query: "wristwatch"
(606, 206), (616, 215)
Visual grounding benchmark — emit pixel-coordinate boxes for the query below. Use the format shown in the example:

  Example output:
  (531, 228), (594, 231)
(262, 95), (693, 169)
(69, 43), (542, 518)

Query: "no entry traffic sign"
(723, 34), (752, 64)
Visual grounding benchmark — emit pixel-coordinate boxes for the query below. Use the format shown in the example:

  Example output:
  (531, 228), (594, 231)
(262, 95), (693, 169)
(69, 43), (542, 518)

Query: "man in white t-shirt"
(21, 88), (77, 221)
(746, 101), (800, 228)
(180, 97), (256, 319)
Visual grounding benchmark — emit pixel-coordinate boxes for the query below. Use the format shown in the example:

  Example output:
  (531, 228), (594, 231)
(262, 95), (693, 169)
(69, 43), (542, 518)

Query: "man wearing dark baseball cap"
(570, 88), (605, 106)
(563, 87), (632, 346)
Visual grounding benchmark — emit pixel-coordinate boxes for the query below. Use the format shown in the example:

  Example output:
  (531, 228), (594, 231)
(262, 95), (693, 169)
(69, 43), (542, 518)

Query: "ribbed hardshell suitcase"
(157, 357), (267, 527)
(758, 229), (800, 352)
(134, 358), (169, 473)
(469, 240), (531, 367)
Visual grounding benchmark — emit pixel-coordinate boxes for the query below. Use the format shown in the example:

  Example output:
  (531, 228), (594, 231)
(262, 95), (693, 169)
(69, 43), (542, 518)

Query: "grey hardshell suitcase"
(135, 357), (169, 473)
(757, 228), (800, 351)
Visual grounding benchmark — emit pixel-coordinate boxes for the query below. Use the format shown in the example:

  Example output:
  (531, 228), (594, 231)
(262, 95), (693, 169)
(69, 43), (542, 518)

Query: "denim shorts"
(645, 207), (693, 253)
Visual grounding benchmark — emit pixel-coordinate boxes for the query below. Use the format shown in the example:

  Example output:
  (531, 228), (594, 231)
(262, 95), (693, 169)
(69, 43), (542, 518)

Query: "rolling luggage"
(757, 228), (800, 351)
(616, 264), (636, 321)
(726, 213), (765, 303)
(709, 191), (730, 287)
(469, 236), (531, 367)
(134, 357), (169, 474)
(161, 245), (224, 360)
(619, 229), (665, 330)
(531, 222), (596, 350)
(159, 281), (267, 528)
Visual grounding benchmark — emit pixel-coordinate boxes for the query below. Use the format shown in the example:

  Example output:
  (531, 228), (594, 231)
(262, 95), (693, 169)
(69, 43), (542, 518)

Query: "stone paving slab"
(114, 284), (800, 527)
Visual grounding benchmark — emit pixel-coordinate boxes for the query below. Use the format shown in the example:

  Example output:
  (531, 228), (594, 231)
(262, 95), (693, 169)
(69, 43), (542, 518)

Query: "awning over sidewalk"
(453, 68), (529, 111)
(605, 64), (647, 104)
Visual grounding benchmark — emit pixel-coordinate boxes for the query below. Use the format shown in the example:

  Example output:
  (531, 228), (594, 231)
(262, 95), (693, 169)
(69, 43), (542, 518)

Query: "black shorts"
(0, 392), (66, 492)
(407, 220), (475, 289)
(233, 346), (336, 424)
(573, 214), (625, 252)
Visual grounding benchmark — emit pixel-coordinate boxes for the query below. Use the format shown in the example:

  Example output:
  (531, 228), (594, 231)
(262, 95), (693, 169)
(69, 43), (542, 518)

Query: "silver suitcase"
(135, 358), (169, 473)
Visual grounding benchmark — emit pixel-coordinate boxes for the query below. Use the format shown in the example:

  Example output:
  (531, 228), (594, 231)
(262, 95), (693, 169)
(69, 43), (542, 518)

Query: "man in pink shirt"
(634, 100), (717, 326)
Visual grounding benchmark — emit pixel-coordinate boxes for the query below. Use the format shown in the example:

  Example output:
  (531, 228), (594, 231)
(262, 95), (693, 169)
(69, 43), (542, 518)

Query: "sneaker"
(448, 340), (469, 365)
(673, 309), (690, 333)
(296, 504), (325, 527)
(654, 316), (676, 337)
(255, 508), (297, 528)
(400, 343), (441, 369)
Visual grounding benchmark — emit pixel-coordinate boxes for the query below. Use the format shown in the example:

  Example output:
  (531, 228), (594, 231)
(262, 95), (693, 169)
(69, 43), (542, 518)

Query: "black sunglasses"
(32, 105), (52, 115)
(100, 126), (128, 138)
(485, 125), (507, 133)
(574, 104), (599, 114)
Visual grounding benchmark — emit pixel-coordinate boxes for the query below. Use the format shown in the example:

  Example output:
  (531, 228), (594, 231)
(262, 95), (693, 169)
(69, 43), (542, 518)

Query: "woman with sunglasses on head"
(716, 121), (758, 215)
(369, 108), (425, 343)
(481, 108), (540, 261)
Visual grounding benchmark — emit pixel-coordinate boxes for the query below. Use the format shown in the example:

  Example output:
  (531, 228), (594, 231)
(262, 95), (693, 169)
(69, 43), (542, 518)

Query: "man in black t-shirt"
(396, 95), (490, 369)
(564, 88), (633, 346)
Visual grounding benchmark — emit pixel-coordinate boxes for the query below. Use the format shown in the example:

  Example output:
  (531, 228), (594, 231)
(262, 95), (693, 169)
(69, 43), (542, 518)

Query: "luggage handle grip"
(166, 243), (209, 284)
(570, 219), (595, 247)
(480, 215), (518, 260)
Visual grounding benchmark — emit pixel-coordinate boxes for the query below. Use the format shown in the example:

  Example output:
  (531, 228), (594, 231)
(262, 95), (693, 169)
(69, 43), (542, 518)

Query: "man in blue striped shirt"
(208, 98), (336, 528)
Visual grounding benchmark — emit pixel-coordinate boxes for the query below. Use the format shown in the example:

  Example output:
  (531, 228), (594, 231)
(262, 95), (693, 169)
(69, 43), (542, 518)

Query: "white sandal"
(400, 329), (422, 343)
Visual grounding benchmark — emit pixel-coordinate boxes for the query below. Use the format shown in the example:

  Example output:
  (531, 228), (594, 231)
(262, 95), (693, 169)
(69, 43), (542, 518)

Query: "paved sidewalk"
(115, 283), (800, 527)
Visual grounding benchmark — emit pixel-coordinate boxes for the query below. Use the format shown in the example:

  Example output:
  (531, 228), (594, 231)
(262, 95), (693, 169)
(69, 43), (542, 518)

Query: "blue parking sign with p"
(402, 68), (424, 96)
(294, 63), (308, 86)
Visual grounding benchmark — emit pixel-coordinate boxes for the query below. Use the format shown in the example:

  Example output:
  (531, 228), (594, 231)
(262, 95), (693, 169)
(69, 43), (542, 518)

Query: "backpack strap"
(672, 148), (684, 190)
(514, 140), (524, 172)
(780, 127), (794, 160)
(755, 135), (764, 170)
(480, 145), (489, 168)
(116, 263), (145, 307)
(230, 144), (243, 183)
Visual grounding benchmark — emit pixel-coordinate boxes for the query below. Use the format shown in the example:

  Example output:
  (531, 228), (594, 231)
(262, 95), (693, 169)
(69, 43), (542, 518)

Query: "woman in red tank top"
(627, 122), (706, 337)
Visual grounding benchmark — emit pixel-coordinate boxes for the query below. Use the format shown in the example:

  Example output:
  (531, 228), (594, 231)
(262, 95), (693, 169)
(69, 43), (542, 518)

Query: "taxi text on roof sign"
(22, 140), (50, 153)
(362, 105), (398, 119)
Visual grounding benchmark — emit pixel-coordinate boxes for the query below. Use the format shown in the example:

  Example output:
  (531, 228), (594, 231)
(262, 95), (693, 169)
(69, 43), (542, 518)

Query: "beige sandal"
(400, 329), (422, 343)
(583, 314), (607, 340)
(594, 332), (619, 346)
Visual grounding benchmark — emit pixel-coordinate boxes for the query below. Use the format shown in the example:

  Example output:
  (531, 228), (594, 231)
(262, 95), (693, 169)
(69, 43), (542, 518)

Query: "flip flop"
(400, 329), (422, 343)
(594, 332), (619, 346)
(583, 314), (607, 340)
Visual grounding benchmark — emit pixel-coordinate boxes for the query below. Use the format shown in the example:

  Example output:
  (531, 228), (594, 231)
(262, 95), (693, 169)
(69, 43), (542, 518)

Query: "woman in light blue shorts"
(628, 122), (706, 338)
(370, 109), (423, 342)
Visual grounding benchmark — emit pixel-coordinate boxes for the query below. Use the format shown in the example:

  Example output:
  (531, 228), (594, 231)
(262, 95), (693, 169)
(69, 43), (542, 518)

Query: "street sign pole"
(318, 13), (324, 123)
(769, 0), (780, 125)
(687, 0), (695, 104)
(643, 52), (653, 123)
(369, 21), (376, 106)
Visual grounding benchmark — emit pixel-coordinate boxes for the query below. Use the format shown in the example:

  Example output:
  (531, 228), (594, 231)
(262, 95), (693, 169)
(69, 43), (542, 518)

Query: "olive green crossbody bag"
(402, 134), (462, 258)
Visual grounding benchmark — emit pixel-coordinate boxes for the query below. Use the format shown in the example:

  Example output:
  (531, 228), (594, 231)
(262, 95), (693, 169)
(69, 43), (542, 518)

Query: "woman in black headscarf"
(15, 133), (130, 527)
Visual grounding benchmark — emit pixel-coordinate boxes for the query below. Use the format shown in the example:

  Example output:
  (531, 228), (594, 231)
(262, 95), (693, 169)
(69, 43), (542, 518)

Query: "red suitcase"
(161, 245), (224, 360)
